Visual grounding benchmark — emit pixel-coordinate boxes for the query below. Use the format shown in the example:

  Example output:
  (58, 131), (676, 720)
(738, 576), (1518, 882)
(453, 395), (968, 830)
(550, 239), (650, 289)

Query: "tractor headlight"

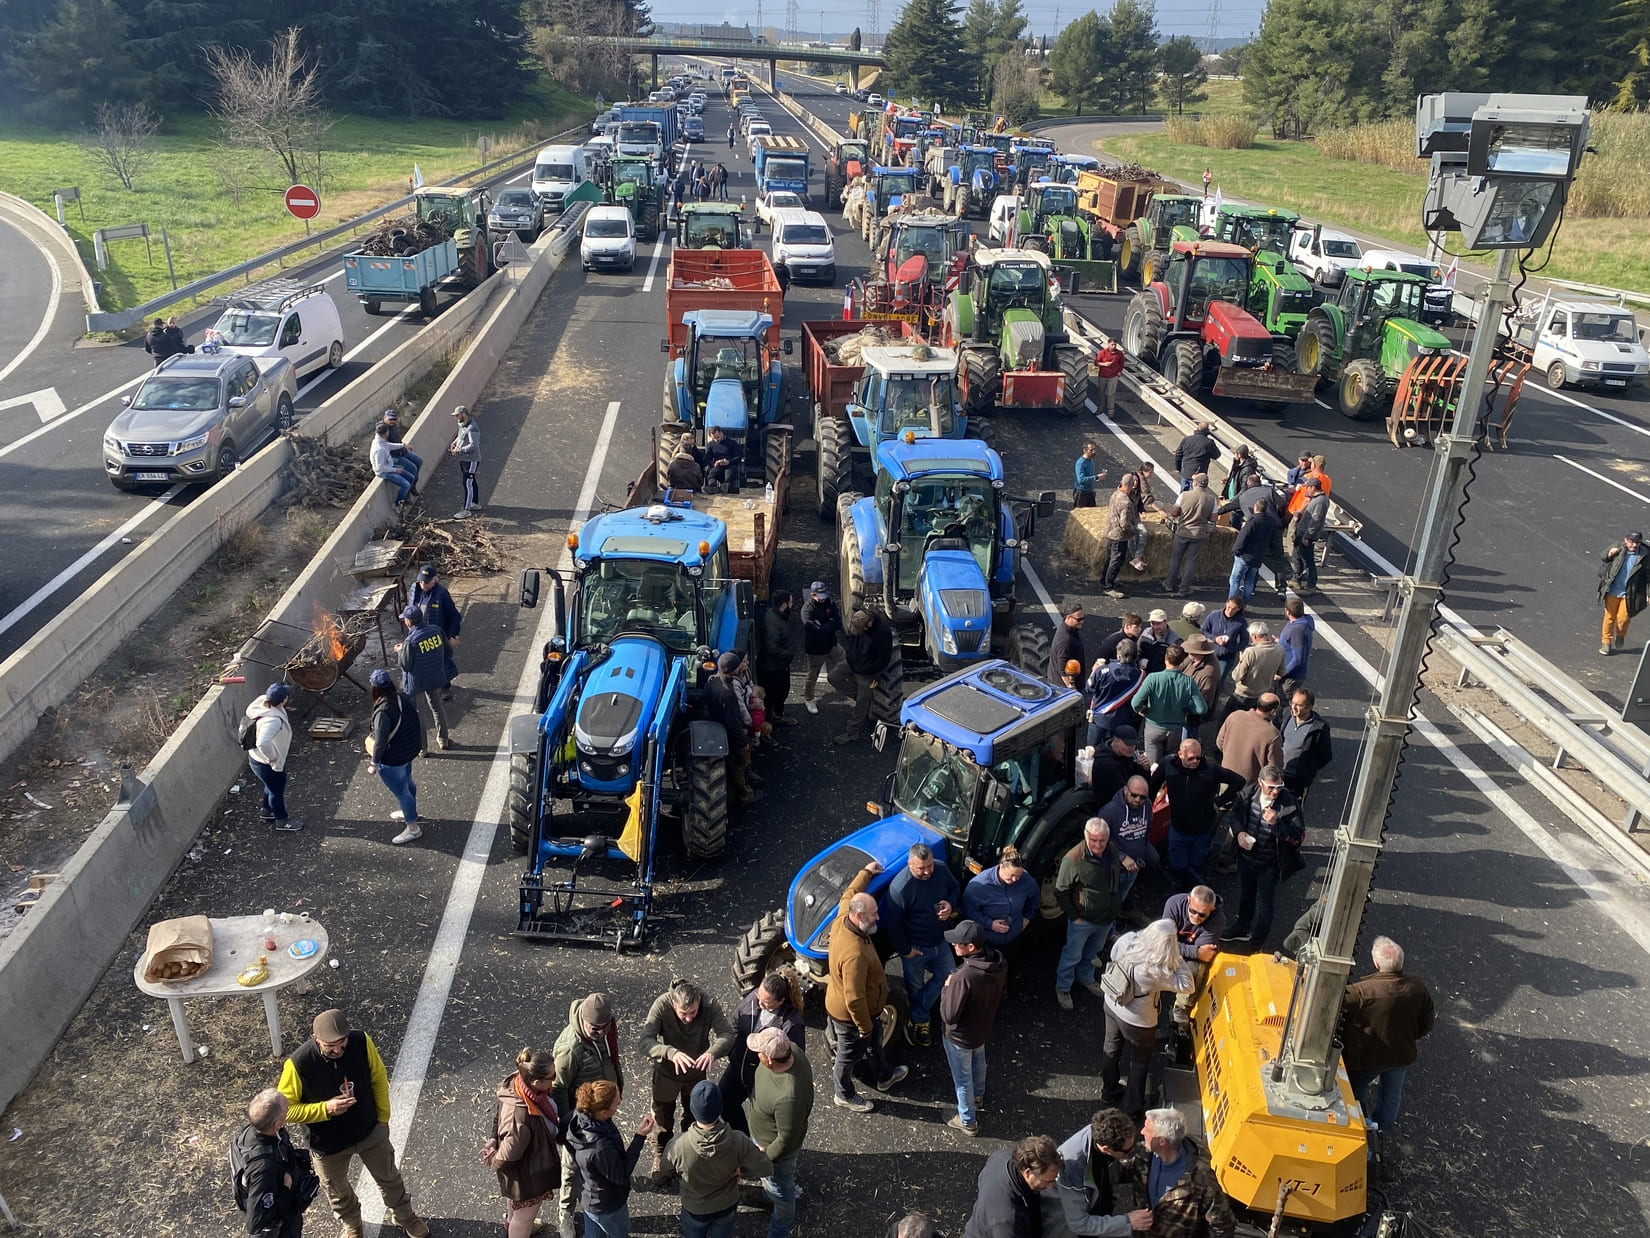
(940, 627), (958, 655)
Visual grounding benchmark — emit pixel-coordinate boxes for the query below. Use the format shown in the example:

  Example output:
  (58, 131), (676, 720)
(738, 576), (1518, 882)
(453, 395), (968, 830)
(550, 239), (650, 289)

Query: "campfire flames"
(312, 608), (349, 664)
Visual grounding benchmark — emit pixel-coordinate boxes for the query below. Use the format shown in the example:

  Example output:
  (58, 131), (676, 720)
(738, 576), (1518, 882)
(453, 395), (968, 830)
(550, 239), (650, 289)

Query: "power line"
(1202, 0), (1220, 50)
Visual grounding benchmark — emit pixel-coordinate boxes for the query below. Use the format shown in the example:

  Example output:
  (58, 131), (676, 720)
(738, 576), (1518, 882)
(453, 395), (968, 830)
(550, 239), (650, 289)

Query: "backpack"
(239, 717), (260, 751)
(1100, 958), (1138, 1005)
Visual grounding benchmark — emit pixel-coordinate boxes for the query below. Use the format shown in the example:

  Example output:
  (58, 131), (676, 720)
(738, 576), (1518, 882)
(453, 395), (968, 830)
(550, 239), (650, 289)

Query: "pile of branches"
(280, 435), (371, 509)
(1095, 161), (1162, 182)
(356, 214), (452, 257)
(825, 324), (895, 366)
(393, 509), (507, 575)
(289, 613), (376, 670)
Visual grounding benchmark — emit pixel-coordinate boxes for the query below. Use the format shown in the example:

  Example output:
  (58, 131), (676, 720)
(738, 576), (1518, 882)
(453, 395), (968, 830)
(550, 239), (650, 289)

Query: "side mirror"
(660, 338), (669, 353)
(520, 569), (540, 609)
(984, 778), (1010, 812)
(228, 396), (248, 408)
(121, 394), (133, 406)
(782, 338), (793, 355)
(1036, 490), (1056, 520)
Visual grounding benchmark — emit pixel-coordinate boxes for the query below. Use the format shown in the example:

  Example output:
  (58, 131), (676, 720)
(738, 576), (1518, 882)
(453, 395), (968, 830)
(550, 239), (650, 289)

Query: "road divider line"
(1553, 453), (1650, 504)
(0, 217), (64, 390)
(359, 398), (625, 1237)
(0, 375), (144, 462)
(641, 236), (668, 293)
(295, 305), (424, 403)
(1540, 385), (1650, 438)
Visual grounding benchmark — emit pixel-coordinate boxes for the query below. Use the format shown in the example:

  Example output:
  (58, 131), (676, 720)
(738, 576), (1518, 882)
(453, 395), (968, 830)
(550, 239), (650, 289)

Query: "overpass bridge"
(610, 35), (885, 91)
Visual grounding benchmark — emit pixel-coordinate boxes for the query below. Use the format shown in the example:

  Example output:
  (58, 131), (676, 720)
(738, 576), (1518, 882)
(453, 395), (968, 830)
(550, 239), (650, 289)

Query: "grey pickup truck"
(103, 353), (298, 491)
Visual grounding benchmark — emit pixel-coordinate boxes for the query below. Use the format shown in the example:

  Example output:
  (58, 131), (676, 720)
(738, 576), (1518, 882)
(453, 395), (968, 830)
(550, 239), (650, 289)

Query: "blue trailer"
(342, 186), (493, 317)
(616, 106), (679, 167)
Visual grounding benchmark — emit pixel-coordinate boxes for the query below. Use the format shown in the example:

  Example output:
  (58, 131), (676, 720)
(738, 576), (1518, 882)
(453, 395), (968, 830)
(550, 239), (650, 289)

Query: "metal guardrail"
(86, 117), (596, 334)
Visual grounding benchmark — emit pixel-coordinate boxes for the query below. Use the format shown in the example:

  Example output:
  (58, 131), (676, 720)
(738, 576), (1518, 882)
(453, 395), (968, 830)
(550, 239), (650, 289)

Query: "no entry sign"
(285, 185), (320, 220)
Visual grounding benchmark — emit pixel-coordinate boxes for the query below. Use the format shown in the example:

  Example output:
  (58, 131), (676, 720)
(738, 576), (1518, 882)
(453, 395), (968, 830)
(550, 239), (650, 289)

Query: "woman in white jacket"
(1100, 919), (1192, 1120)
(244, 684), (301, 832)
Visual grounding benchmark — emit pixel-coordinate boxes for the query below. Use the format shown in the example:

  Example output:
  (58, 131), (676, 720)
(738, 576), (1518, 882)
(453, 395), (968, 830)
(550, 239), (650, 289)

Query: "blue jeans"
(379, 468), (414, 503)
(585, 1205), (632, 1238)
(901, 943), (955, 1025)
(1348, 1065), (1409, 1138)
(248, 758), (287, 821)
(1056, 918), (1112, 991)
(376, 761), (419, 823)
(1167, 828), (1213, 889)
(392, 448), (423, 480)
(1234, 850), (1280, 945)
(1228, 557), (1259, 603)
(1293, 537), (1319, 589)
(1117, 864), (1140, 905)
(763, 1152), (798, 1238)
(681, 1205), (736, 1238)
(942, 1038), (987, 1127)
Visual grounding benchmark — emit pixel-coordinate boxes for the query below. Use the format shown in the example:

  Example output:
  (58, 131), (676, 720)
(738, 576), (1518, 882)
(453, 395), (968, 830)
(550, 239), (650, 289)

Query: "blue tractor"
(860, 166), (923, 248)
(660, 308), (793, 489)
(730, 660), (1098, 1025)
(509, 499), (751, 947)
(941, 146), (1001, 219)
(837, 436), (1054, 675)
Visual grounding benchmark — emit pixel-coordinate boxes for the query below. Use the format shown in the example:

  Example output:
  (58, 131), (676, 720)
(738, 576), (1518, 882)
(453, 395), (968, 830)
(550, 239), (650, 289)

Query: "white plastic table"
(133, 914), (330, 1063)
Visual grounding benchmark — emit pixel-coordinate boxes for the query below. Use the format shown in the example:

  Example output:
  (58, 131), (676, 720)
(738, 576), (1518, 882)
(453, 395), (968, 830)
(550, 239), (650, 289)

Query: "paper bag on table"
(142, 915), (215, 983)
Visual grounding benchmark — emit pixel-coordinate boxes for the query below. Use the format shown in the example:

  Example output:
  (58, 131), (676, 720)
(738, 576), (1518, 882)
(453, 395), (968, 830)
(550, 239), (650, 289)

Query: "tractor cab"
(1152, 194), (1204, 237)
(849, 345), (964, 448)
(1210, 205), (1300, 257)
(1011, 143), (1056, 187)
(1163, 241), (1254, 326)
(677, 203), (748, 250)
(975, 249), (1055, 321)
(836, 140), (870, 179)
(884, 213), (968, 283)
(1023, 182), (1079, 233)
(958, 146), (998, 183)
(869, 166), (921, 213)
(668, 308), (784, 487)
(1049, 154), (1100, 185)
(414, 187), (487, 235)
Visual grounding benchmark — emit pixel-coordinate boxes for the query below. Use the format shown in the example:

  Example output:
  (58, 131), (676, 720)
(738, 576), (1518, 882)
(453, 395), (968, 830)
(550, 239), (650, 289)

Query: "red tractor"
(1120, 240), (1319, 407)
(823, 140), (872, 214)
(843, 211), (968, 337)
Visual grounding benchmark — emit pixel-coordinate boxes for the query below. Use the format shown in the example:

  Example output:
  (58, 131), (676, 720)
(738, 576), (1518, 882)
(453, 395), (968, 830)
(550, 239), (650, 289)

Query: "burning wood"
(289, 608), (375, 671)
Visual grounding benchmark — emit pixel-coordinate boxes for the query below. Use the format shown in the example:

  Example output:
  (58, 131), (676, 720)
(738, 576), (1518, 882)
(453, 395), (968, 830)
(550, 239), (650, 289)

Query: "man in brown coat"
(1216, 693), (1283, 788)
(1341, 936), (1435, 1147)
(1099, 475), (1141, 598)
(1221, 620), (1284, 721)
(1179, 633), (1222, 721)
(825, 860), (909, 1113)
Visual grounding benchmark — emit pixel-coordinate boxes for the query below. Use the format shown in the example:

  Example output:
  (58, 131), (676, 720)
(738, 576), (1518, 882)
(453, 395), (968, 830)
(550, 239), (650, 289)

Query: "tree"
(991, 49), (1042, 123)
(881, 0), (978, 109)
(1242, 0), (1354, 136)
(524, 0), (649, 99)
(1103, 0), (1160, 113)
(849, 26), (862, 49)
(204, 27), (333, 188)
(1609, 0), (1650, 106)
(1216, 40), (1251, 76)
(1156, 34), (1207, 113)
(8, 0), (144, 119)
(1048, 11), (1106, 112)
(84, 100), (160, 190)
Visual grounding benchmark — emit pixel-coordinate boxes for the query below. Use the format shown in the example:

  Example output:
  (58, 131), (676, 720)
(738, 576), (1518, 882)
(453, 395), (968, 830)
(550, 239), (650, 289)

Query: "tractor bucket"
(1051, 260), (1117, 295)
(1001, 369), (1065, 408)
(1388, 352), (1530, 449)
(1210, 365), (1319, 405)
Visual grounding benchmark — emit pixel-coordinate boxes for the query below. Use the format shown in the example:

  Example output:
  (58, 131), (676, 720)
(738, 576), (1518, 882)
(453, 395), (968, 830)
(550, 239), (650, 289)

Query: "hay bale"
(1060, 509), (1238, 584)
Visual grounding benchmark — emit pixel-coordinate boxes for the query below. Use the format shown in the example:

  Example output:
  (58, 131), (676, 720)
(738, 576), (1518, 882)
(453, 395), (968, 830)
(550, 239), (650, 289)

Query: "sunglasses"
(1187, 907), (1211, 920)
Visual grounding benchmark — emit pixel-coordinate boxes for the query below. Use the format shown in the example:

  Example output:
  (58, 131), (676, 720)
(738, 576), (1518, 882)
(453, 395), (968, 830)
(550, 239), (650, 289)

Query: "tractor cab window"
(579, 560), (700, 650)
(693, 338), (759, 399)
(1338, 279), (1363, 314)
(857, 369), (885, 415)
(685, 216), (735, 247)
(962, 150), (995, 176)
(892, 732), (981, 840)
(1370, 280), (1423, 320)
(895, 228), (950, 268)
(1038, 187), (1076, 217)
(1235, 216), (1292, 252)
(1159, 198), (1200, 230)
(841, 142), (868, 164)
(974, 749), (1041, 855)
(879, 374), (958, 438)
(895, 476), (996, 591)
(987, 262), (1044, 305)
(1183, 257), (1249, 311)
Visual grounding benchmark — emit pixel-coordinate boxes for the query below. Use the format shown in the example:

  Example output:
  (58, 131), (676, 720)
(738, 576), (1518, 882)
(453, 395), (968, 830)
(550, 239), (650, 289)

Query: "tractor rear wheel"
(1272, 338), (1297, 372)
(1164, 339), (1204, 394)
(1140, 250), (1168, 285)
(1016, 623), (1052, 677)
(1338, 358), (1385, 421)
(870, 652), (905, 725)
(764, 428), (790, 489)
(507, 752), (536, 855)
(961, 348), (1000, 418)
(662, 369), (681, 423)
(1057, 345), (1092, 415)
(640, 200), (660, 243)
(1296, 318), (1337, 383)
(1023, 235), (1048, 254)
(732, 909), (805, 996)
(817, 416), (853, 521)
(684, 751), (729, 860)
(826, 171), (844, 209)
(1122, 293), (1166, 368)
(1119, 226), (1142, 278)
(656, 423), (680, 483)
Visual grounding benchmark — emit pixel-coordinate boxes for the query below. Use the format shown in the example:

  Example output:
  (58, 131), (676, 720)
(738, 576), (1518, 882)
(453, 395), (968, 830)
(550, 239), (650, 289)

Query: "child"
(747, 685), (773, 747)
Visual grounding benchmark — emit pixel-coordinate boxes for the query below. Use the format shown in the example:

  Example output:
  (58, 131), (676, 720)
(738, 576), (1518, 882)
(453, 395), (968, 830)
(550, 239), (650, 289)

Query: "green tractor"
(1014, 182), (1114, 293)
(1207, 205), (1318, 347)
(411, 186), (494, 288)
(1294, 269), (1453, 420)
(676, 202), (750, 250)
(602, 157), (662, 243)
(941, 247), (1092, 416)
(1117, 193), (1203, 285)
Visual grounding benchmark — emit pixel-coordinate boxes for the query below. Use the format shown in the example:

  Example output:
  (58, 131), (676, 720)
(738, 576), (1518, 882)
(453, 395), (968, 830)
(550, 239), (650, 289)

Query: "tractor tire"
(731, 909), (803, 995)
(840, 518), (870, 614)
(879, 971), (910, 1049)
(871, 652), (905, 725)
(966, 415), (995, 453)
(817, 416), (854, 521)
(1164, 339), (1204, 395)
(456, 241), (488, 289)
(1546, 360), (1567, 391)
(961, 348), (1001, 418)
(826, 171), (844, 209)
(507, 752), (536, 855)
(764, 428), (789, 489)
(656, 423), (679, 483)
(363, 298), (383, 316)
(1141, 250), (1171, 286)
(1122, 292), (1166, 368)
(662, 369), (681, 423)
(1272, 338), (1297, 372)
(1295, 318), (1337, 384)
(1119, 226), (1143, 279)
(1023, 235), (1048, 254)
(1338, 358), (1385, 421)
(1016, 623), (1051, 678)
(683, 751), (729, 860)
(640, 201), (661, 243)
(1057, 345), (1092, 415)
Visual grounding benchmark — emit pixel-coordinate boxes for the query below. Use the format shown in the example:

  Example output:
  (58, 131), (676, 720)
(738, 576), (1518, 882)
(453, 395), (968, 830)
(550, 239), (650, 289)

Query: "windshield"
(1230, 215), (1292, 251)
(133, 377), (220, 411)
(495, 190), (534, 210)
(1323, 239), (1360, 258)
(896, 227), (952, 265)
(878, 374), (958, 437)
(1365, 278), (1424, 318)
(766, 194), (803, 210)
(962, 151), (995, 176)
(586, 219), (630, 238)
(685, 216), (737, 246)
(692, 336), (758, 395)
(783, 224), (830, 246)
(536, 163), (575, 182)
(617, 124), (657, 144)
(1160, 198), (1201, 230)
(767, 158), (807, 180)
(614, 163), (651, 186)
(1177, 255), (1250, 306)
(1573, 313), (1638, 343)
(875, 174), (916, 205)
(892, 731), (980, 839)
(895, 474), (997, 590)
(1036, 187), (1077, 216)
(988, 262), (1045, 299)
(842, 142), (869, 163)
(578, 559), (700, 649)
(214, 312), (280, 347)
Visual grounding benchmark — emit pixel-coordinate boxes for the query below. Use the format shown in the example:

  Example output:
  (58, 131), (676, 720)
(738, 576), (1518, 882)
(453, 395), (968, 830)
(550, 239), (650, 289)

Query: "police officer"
(234, 1088), (312, 1238)
(408, 564), (461, 694)
(397, 605), (451, 750)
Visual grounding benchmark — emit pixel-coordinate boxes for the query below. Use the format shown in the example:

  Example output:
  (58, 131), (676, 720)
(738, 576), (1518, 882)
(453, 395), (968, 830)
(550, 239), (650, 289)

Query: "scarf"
(514, 1074), (559, 1138)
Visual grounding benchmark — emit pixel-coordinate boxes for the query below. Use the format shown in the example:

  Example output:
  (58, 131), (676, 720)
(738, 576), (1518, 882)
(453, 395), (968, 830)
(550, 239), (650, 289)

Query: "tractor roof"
(1346, 267), (1431, 287)
(973, 247), (1052, 271)
(1171, 239), (1250, 259)
(578, 504), (725, 566)
(961, 144), (999, 154)
(1053, 154), (1100, 167)
(684, 202), (743, 216)
(1220, 204), (1301, 221)
(859, 344), (959, 375)
(902, 661), (1086, 766)
(892, 211), (962, 229)
(876, 435), (1002, 482)
(874, 165), (920, 177)
(683, 308), (773, 335)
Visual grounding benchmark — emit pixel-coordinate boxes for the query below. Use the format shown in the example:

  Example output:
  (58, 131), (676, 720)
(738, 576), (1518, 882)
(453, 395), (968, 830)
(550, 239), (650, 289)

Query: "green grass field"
(1, 78), (592, 313)
(1097, 129), (1650, 293)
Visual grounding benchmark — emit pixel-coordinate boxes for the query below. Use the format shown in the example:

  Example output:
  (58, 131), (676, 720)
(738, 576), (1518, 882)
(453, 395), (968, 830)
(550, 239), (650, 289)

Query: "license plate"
(1606, 379), (1627, 387)
(135, 471), (169, 481)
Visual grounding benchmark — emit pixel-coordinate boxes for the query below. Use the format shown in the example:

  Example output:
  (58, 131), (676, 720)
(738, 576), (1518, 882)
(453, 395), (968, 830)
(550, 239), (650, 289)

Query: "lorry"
(660, 306), (791, 489)
(1288, 225), (1364, 286)
(663, 249), (784, 353)
(675, 202), (751, 250)
(1014, 181), (1114, 293)
(601, 156), (663, 243)
(941, 247), (1093, 416)
(1120, 239), (1319, 406)
(507, 500), (750, 947)
(615, 105), (678, 166)
(752, 135), (811, 200)
(731, 659), (1094, 1019)
(342, 186), (493, 317)
(823, 139), (873, 212)
(1073, 167), (1171, 260)
(1512, 295), (1649, 391)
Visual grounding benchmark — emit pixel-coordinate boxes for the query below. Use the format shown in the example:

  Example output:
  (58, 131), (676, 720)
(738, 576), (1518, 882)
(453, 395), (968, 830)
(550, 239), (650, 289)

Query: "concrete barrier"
(0, 225), (575, 1115)
(0, 190), (103, 314)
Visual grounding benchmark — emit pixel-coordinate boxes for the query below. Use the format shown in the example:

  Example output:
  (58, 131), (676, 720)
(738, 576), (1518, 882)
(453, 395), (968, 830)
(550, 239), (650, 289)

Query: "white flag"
(1444, 256), (1459, 286)
(412, 163), (426, 189)
(1212, 186), (1223, 214)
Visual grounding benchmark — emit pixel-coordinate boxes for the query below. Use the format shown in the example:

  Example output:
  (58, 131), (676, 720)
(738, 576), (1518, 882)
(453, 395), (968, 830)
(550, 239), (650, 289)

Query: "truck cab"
(1515, 297), (1648, 391)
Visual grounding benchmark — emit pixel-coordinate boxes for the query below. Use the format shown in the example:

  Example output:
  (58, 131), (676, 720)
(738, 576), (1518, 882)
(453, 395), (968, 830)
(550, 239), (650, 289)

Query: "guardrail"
(84, 117), (596, 334)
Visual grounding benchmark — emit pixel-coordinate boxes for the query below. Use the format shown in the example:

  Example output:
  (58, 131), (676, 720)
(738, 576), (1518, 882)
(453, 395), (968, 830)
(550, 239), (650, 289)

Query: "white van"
(531, 144), (589, 214)
(987, 194), (1022, 247)
(1515, 297), (1649, 391)
(771, 209), (836, 283)
(581, 205), (637, 273)
(211, 281), (344, 379)
(1287, 227), (1363, 286)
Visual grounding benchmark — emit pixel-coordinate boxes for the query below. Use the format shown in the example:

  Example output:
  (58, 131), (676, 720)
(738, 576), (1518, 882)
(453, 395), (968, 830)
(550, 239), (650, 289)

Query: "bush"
(1313, 121), (1413, 171)
(1163, 114), (1258, 149)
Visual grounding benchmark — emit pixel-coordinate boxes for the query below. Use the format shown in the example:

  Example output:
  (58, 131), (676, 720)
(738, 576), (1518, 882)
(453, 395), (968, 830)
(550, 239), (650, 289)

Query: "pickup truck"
(1288, 226), (1364, 286)
(104, 352), (297, 490)
(1513, 296), (1649, 391)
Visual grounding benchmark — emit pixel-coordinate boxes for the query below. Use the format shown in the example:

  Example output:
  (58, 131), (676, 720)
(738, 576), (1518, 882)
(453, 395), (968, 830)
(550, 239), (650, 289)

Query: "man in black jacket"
(800, 581), (841, 715)
(144, 317), (172, 363)
(235, 1088), (311, 1238)
(1227, 499), (1278, 604)
(1172, 422), (1220, 487)
(938, 921), (1007, 1135)
(1150, 739), (1244, 892)
(1088, 725), (1146, 805)
(963, 1136), (1062, 1238)
(833, 609), (894, 745)
(756, 590), (800, 724)
(1220, 766), (1305, 951)
(408, 565), (461, 693)
(1047, 602), (1086, 686)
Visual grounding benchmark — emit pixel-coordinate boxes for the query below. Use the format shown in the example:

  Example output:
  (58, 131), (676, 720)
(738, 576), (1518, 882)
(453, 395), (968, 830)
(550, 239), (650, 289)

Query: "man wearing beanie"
(665, 1079), (772, 1238)
(243, 683), (301, 831)
(276, 1009), (428, 1238)
(553, 993), (624, 1238)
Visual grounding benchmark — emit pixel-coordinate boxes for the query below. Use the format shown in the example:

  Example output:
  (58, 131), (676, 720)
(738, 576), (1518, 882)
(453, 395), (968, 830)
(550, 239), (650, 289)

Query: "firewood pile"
(280, 435), (371, 509)
(393, 509), (507, 575)
(825, 324), (895, 366)
(356, 214), (452, 257)
(1096, 161), (1162, 182)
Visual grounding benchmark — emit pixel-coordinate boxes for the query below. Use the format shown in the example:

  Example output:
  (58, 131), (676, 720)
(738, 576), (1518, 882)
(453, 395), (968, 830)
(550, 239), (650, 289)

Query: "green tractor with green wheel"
(602, 157), (662, 243)
(1294, 269), (1454, 420)
(1118, 193), (1203, 285)
(1206, 204), (1318, 351)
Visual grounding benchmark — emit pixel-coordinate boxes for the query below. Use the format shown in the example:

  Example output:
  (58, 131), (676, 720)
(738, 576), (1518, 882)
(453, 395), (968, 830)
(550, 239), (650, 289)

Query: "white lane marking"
(357, 398), (625, 1236)
(0, 387), (65, 423)
(1315, 397), (1333, 411)
(1553, 453), (1650, 504)
(640, 236), (669, 293)
(1021, 559), (1061, 624)
(0, 218), (64, 389)
(506, 167), (532, 185)
(294, 306), (423, 402)
(1535, 383), (1650, 438)
(0, 486), (183, 638)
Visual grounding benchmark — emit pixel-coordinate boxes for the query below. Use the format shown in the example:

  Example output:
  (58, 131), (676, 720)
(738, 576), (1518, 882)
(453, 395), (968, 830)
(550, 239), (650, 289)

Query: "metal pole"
(162, 227), (177, 289)
(1279, 245), (1519, 1101)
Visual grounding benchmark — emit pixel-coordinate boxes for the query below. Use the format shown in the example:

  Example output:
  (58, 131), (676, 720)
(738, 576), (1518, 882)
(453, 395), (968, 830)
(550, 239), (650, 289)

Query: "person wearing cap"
(409, 565), (462, 693)
(705, 651), (755, 808)
(1052, 820), (1122, 1013)
(743, 1028), (814, 1238)
(277, 1009), (429, 1238)
(938, 919), (1008, 1135)
(448, 404), (481, 519)
(371, 422), (418, 505)
(1169, 602), (1206, 647)
(1047, 602), (1086, 687)
(1088, 725), (1146, 805)
(380, 408), (424, 483)
(799, 581), (841, 715)
(1130, 646), (1205, 770)
(639, 979), (737, 1186)
(1136, 609), (1175, 675)
(396, 604), (452, 751)
(882, 841), (961, 1048)
(1598, 530), (1646, 655)
(1172, 422), (1220, 488)
(244, 683), (301, 832)
(664, 1080), (773, 1238)
(365, 667), (425, 845)
(1290, 477), (1331, 593)
(826, 858), (909, 1112)
(1165, 473), (1217, 596)
(1072, 440), (1106, 509)
(553, 993), (624, 1232)
(666, 435), (705, 492)
(1150, 739), (1243, 892)
(1098, 474), (1140, 598)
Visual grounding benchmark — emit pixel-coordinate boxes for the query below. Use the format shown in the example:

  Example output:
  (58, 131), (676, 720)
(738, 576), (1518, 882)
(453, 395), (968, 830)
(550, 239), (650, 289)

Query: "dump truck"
(753, 135), (810, 200)
(1015, 181), (1114, 293)
(675, 202), (751, 250)
(342, 186), (493, 317)
(602, 156), (663, 242)
(664, 249), (784, 352)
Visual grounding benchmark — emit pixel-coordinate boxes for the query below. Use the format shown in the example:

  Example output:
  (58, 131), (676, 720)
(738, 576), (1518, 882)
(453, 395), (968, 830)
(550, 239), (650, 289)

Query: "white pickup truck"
(1288, 227), (1363, 286)
(1514, 297), (1649, 392)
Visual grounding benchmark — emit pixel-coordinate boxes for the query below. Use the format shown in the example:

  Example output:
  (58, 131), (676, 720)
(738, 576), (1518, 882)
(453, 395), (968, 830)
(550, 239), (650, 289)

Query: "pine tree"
(1048, 11), (1106, 112)
(1242, 0), (1352, 136)
(1609, 0), (1650, 106)
(1103, 0), (1159, 114)
(1156, 34), (1207, 114)
(881, 0), (978, 109)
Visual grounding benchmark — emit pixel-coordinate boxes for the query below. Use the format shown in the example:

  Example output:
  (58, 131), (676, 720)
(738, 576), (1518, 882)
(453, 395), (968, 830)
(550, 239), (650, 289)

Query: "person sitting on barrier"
(380, 409), (424, 482)
(370, 423), (418, 506)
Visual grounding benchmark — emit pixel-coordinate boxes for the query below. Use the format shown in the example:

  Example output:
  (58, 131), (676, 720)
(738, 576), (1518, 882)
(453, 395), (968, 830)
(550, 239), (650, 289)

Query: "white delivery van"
(771, 209), (836, 284)
(531, 144), (589, 214)
(987, 195), (1022, 247)
(1516, 297), (1649, 391)
(211, 280), (344, 379)
(581, 205), (637, 273)
(1288, 227), (1363, 286)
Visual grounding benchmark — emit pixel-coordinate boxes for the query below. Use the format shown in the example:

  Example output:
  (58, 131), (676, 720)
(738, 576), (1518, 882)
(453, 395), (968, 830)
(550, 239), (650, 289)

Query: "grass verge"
(1096, 130), (1650, 293)
(1, 75), (592, 314)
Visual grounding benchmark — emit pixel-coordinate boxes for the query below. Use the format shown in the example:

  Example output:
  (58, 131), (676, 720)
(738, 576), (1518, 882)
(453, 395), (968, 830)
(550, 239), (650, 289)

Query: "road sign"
(285, 185), (320, 220)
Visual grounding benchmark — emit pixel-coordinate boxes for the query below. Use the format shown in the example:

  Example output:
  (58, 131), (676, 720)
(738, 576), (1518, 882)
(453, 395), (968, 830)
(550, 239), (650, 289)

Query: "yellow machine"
(1191, 952), (1368, 1226)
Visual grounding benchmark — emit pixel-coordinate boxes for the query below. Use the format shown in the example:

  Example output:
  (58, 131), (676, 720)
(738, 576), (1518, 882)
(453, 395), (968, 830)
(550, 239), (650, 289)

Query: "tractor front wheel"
(1338, 358), (1385, 421)
(961, 348), (1001, 417)
(1057, 345), (1093, 414)
(1164, 339), (1204, 394)
(507, 752), (536, 855)
(1296, 319), (1336, 383)
(684, 751), (729, 859)
(1015, 624), (1051, 677)
(731, 909), (805, 996)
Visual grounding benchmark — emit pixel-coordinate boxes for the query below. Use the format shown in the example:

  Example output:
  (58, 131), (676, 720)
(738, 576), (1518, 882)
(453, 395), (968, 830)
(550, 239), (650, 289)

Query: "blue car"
(683, 117), (705, 143)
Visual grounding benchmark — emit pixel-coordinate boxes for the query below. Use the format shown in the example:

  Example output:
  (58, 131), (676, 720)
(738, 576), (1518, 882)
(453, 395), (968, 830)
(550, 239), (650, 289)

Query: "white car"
(835, 83), (848, 95)
(745, 123), (774, 154)
(581, 205), (636, 273)
(771, 209), (836, 283)
(756, 190), (806, 228)
(987, 194), (1022, 247)
(867, 93), (885, 108)
(1287, 227), (1363, 286)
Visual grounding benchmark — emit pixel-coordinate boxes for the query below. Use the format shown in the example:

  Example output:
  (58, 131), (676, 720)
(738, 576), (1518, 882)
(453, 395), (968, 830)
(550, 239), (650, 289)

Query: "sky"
(656, 0), (1266, 43)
